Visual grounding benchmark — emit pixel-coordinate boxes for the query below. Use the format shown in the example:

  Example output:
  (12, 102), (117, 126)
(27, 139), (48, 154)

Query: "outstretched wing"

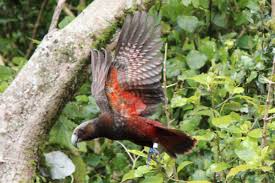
(91, 49), (112, 113)
(105, 12), (164, 117)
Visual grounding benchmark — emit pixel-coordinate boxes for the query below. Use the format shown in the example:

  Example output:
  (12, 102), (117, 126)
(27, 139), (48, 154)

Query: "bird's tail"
(155, 126), (196, 157)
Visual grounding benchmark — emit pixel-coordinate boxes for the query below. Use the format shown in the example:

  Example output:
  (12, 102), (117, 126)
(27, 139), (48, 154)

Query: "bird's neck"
(96, 113), (126, 140)
(96, 113), (116, 138)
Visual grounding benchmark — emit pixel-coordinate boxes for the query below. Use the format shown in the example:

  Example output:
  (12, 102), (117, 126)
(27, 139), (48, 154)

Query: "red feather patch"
(106, 67), (147, 117)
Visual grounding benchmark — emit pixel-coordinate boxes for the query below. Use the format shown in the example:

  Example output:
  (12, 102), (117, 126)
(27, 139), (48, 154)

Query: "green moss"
(91, 22), (118, 49)
(91, 0), (155, 49)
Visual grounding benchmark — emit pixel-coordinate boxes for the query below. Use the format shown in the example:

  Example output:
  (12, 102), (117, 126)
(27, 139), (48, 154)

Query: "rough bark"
(0, 0), (139, 182)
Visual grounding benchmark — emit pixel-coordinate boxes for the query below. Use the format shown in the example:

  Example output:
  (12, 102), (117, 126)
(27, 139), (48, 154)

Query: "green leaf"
(49, 115), (77, 149)
(228, 126), (242, 134)
(85, 153), (101, 167)
(135, 165), (152, 178)
(191, 0), (200, 8)
(182, 0), (191, 6)
(246, 71), (258, 83)
(71, 155), (87, 183)
(248, 129), (262, 138)
(128, 149), (147, 158)
(0, 65), (13, 80)
(212, 13), (227, 28)
(209, 162), (230, 173)
(199, 39), (216, 60)
(234, 138), (260, 163)
(268, 107), (275, 113)
(187, 181), (211, 183)
(166, 58), (184, 78)
(177, 16), (199, 33)
(141, 174), (163, 183)
(212, 113), (239, 128)
(233, 87), (244, 94)
(58, 16), (75, 29)
(234, 11), (253, 26)
(191, 169), (207, 180)
(194, 130), (215, 141)
(258, 166), (272, 172)
(268, 121), (275, 130)
(240, 55), (254, 69)
(160, 0), (185, 22)
(189, 73), (211, 86)
(122, 165), (152, 182)
(177, 161), (193, 173)
(112, 153), (128, 171)
(261, 146), (269, 160)
(0, 81), (9, 93)
(171, 95), (187, 108)
(75, 95), (89, 103)
(11, 56), (26, 67)
(180, 116), (201, 132)
(122, 170), (135, 182)
(237, 35), (253, 50)
(226, 164), (254, 179)
(27, 38), (41, 45)
(186, 50), (208, 69)
(163, 155), (175, 177)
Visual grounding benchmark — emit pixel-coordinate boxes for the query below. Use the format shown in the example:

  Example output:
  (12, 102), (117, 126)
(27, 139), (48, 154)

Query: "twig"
(215, 95), (234, 109)
(63, 3), (75, 17)
(116, 141), (135, 166)
(262, 55), (275, 147)
(93, 139), (101, 154)
(163, 43), (171, 126)
(167, 177), (186, 182)
(265, 115), (275, 121)
(162, 42), (179, 181)
(0, 54), (5, 65)
(70, 175), (74, 183)
(166, 82), (178, 88)
(48, 0), (67, 32)
(265, 79), (275, 85)
(26, 0), (48, 58)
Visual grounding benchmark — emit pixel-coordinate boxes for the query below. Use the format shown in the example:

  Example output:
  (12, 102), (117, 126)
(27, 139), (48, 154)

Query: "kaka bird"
(71, 12), (196, 160)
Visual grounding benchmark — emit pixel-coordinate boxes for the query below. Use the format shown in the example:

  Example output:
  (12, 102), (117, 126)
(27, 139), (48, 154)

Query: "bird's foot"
(147, 143), (159, 166)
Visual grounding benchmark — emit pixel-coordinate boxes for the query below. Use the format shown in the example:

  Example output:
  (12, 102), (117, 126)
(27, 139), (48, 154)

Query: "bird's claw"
(147, 143), (159, 166)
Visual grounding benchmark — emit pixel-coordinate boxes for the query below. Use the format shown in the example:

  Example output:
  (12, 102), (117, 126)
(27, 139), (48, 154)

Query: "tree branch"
(163, 43), (171, 126)
(26, 0), (49, 58)
(162, 43), (178, 180)
(116, 141), (135, 166)
(48, 0), (67, 32)
(0, 0), (141, 182)
(261, 3), (275, 147)
(63, 3), (75, 17)
(262, 54), (275, 147)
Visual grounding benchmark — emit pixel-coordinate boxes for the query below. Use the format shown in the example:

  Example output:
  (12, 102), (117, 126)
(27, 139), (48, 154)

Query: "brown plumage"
(71, 12), (196, 158)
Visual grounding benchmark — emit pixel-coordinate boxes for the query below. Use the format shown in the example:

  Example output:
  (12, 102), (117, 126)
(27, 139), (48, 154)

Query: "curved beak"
(71, 133), (79, 147)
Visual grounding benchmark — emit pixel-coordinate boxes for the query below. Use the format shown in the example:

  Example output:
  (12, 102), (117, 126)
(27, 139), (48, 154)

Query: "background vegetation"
(1, 0), (274, 182)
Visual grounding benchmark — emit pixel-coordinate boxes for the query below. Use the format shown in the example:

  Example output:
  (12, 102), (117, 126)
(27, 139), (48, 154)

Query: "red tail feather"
(155, 127), (196, 157)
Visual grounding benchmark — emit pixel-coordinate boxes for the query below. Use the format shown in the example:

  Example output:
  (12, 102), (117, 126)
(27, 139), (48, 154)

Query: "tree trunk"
(0, 0), (139, 182)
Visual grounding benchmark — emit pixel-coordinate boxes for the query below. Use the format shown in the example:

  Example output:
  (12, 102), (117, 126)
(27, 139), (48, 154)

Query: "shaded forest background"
(0, 0), (274, 182)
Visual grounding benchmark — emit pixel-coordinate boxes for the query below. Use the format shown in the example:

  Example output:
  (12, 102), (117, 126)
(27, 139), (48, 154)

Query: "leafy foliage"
(1, 0), (275, 182)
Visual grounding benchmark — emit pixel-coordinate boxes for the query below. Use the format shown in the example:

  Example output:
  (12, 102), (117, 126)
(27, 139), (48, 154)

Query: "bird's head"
(71, 118), (99, 147)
